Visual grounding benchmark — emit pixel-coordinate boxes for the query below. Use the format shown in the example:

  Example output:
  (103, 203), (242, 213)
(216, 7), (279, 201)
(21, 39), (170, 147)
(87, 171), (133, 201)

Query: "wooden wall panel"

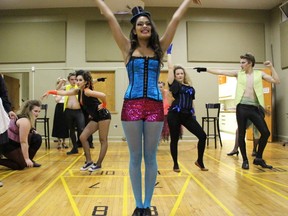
(86, 20), (167, 62)
(0, 22), (66, 63)
(91, 71), (115, 112)
(187, 21), (265, 63)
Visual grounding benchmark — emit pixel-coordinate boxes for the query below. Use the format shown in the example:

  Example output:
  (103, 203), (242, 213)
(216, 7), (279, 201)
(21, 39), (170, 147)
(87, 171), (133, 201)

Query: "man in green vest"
(194, 53), (280, 170)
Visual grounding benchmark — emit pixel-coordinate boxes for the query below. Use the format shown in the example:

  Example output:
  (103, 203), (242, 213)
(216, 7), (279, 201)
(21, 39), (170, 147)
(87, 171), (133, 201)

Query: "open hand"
(8, 111), (17, 119)
(41, 92), (49, 100)
(25, 159), (34, 168)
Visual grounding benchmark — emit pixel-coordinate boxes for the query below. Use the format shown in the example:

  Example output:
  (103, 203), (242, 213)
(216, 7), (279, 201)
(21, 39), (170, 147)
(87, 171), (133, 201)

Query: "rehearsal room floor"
(1, 133), (288, 216)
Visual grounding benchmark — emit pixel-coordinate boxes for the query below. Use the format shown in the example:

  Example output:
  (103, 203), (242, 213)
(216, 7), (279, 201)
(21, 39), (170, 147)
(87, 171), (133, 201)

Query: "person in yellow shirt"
(56, 73), (85, 155)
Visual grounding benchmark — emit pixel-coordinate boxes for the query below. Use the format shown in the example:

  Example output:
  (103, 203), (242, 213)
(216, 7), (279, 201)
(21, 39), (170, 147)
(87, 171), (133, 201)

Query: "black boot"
(253, 158), (273, 169)
(132, 207), (143, 216)
(67, 148), (78, 155)
(143, 207), (151, 216)
(242, 160), (249, 169)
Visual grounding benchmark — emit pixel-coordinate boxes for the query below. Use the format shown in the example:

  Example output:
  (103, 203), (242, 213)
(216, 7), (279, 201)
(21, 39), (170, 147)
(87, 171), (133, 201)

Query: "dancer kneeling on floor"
(0, 100), (42, 170)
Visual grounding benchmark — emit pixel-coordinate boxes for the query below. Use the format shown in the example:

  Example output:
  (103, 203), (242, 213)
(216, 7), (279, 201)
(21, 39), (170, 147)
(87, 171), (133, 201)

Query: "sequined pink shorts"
(121, 98), (164, 122)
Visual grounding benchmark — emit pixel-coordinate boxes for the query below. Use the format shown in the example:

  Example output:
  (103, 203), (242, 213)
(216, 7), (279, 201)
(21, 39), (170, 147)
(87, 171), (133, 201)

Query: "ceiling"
(0, 0), (286, 11)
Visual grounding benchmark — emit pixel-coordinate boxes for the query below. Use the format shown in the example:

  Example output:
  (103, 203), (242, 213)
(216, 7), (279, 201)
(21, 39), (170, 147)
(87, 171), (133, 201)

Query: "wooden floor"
(1, 134), (288, 216)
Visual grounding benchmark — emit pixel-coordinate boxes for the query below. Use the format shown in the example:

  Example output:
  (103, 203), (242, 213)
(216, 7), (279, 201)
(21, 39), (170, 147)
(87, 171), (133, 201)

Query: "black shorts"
(91, 108), (111, 122)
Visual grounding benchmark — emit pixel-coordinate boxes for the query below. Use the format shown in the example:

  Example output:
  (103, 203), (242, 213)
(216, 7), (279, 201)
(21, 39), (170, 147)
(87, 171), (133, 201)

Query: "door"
(3, 75), (20, 111)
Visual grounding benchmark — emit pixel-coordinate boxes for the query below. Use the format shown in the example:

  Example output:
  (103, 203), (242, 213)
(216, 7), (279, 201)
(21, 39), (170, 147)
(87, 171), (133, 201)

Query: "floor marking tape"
(61, 176), (81, 215)
(17, 154), (83, 216)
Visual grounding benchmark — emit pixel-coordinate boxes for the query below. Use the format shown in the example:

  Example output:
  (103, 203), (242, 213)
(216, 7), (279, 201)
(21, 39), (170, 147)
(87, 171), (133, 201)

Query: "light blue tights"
(122, 120), (163, 208)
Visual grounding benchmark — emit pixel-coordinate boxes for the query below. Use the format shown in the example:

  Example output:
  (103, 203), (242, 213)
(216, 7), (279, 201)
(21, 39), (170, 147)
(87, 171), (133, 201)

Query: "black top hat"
(130, 6), (151, 24)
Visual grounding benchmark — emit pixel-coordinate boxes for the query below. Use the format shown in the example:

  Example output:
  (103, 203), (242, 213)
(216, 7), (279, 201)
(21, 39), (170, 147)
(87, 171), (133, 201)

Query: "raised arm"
(207, 69), (238, 77)
(167, 44), (175, 85)
(262, 61), (280, 84)
(194, 67), (238, 77)
(94, 0), (130, 57)
(160, 0), (201, 51)
(56, 78), (66, 90)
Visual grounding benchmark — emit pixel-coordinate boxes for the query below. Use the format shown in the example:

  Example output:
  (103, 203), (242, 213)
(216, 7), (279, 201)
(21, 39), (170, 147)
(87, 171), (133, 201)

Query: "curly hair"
(75, 70), (93, 90)
(128, 16), (163, 67)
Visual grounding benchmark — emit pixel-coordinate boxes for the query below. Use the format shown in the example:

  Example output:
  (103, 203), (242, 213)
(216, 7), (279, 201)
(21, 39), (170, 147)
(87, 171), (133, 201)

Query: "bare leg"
(57, 138), (62, 149)
(62, 138), (68, 149)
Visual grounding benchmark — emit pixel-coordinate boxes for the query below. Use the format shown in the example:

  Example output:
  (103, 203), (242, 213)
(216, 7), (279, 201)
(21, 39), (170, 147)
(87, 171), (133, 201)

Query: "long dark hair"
(128, 16), (163, 66)
(75, 70), (93, 90)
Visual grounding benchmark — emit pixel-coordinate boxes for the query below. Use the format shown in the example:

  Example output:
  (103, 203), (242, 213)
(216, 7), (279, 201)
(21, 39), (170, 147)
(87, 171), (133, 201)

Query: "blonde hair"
(173, 65), (192, 86)
(18, 100), (42, 128)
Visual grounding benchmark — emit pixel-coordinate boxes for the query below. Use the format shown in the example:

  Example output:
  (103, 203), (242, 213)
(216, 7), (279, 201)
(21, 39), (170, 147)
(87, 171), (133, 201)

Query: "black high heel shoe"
(242, 160), (249, 169)
(227, 151), (239, 156)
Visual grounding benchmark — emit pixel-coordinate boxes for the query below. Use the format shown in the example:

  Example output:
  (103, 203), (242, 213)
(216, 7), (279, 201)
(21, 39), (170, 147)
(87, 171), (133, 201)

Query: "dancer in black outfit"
(167, 45), (208, 172)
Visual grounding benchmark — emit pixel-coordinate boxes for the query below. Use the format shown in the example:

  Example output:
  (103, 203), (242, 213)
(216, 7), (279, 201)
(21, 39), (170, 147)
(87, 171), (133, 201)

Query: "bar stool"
(202, 103), (222, 148)
(35, 104), (50, 149)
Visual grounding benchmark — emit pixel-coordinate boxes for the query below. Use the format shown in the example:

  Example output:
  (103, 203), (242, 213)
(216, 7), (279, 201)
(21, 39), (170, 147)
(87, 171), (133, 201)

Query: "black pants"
(236, 104), (270, 161)
(167, 111), (206, 168)
(65, 109), (85, 150)
(0, 133), (42, 170)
